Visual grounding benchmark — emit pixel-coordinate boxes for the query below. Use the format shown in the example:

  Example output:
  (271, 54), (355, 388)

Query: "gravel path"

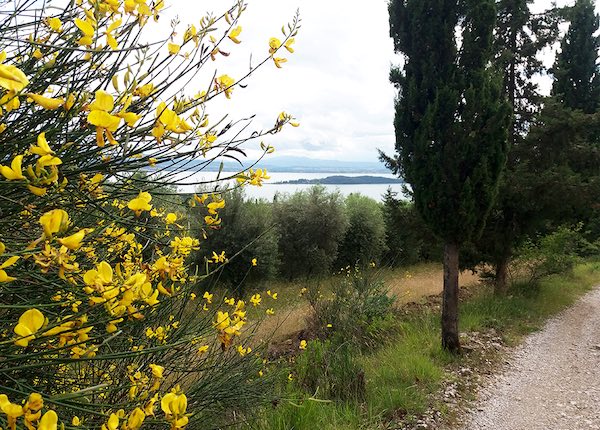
(461, 286), (600, 430)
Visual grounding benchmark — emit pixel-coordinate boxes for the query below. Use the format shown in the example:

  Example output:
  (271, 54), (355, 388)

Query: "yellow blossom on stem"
(46, 17), (62, 32)
(0, 154), (26, 180)
(299, 340), (307, 350)
(57, 229), (87, 250)
(127, 192), (153, 216)
(39, 209), (69, 238)
(0, 52), (29, 91)
(87, 90), (122, 147)
(27, 93), (64, 110)
(215, 75), (235, 99)
(38, 410), (58, 430)
(14, 308), (45, 347)
(228, 26), (242, 44)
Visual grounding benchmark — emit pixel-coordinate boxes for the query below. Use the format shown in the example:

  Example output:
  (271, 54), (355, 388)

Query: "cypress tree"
(552, 0), (600, 113)
(385, 0), (511, 351)
(467, 1), (562, 295)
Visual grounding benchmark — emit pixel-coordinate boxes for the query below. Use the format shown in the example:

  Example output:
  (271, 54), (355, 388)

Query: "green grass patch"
(245, 261), (600, 430)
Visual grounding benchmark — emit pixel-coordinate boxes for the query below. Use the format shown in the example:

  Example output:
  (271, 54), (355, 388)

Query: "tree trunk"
(442, 242), (461, 353)
(494, 256), (509, 296)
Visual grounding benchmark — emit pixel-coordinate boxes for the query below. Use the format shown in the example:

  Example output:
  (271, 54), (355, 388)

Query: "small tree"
(335, 193), (387, 269)
(274, 186), (348, 279)
(381, 189), (441, 266)
(386, 0), (511, 351)
(196, 188), (280, 294)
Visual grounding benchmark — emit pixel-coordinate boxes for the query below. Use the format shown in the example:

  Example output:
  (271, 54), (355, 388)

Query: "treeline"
(186, 186), (438, 291)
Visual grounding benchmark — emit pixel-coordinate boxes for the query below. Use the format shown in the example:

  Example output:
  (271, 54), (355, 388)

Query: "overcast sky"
(164, 0), (589, 164)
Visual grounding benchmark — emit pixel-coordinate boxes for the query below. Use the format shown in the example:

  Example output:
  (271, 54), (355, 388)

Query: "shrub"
(0, 1), (300, 429)
(381, 189), (441, 266)
(274, 186), (348, 279)
(511, 225), (585, 285)
(334, 193), (387, 269)
(195, 188), (280, 294)
(305, 268), (396, 350)
(295, 340), (366, 403)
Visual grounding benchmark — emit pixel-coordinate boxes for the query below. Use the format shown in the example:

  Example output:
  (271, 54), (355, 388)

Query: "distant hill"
(275, 175), (403, 185)
(196, 156), (390, 173)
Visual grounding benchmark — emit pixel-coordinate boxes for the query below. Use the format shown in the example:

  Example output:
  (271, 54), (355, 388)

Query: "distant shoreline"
(273, 175), (403, 185)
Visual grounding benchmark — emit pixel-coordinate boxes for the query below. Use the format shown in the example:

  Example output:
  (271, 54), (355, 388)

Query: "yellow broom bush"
(0, 0), (299, 428)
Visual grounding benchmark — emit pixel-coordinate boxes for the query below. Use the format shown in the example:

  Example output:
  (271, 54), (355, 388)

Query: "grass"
(244, 261), (600, 430)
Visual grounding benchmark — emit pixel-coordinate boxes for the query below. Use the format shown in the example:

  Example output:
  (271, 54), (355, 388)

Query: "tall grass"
(246, 261), (600, 430)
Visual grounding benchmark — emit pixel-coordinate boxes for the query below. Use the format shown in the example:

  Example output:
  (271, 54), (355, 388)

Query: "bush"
(381, 189), (441, 266)
(295, 340), (366, 403)
(194, 188), (280, 295)
(0, 1), (300, 429)
(334, 194), (387, 269)
(305, 268), (396, 350)
(274, 186), (348, 279)
(511, 225), (585, 285)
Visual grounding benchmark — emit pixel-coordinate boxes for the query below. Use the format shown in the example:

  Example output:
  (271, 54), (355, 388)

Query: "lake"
(169, 171), (407, 202)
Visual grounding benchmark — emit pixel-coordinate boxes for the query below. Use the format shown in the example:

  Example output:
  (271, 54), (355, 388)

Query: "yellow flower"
(0, 154), (26, 180)
(203, 291), (213, 303)
(284, 38), (295, 53)
(87, 90), (122, 147)
(215, 75), (235, 99)
(165, 213), (177, 225)
(251, 258), (258, 266)
(149, 363), (164, 378)
(269, 37), (281, 54)
(72, 416), (81, 426)
(0, 54), (29, 91)
(214, 311), (230, 330)
(105, 19), (122, 50)
(14, 308), (45, 347)
(134, 83), (155, 98)
(299, 340), (307, 350)
(266, 308), (275, 315)
(273, 57), (287, 68)
(228, 26), (242, 44)
(223, 296), (234, 306)
(30, 132), (54, 156)
(39, 209), (69, 237)
(207, 199), (225, 215)
(38, 410), (58, 430)
(168, 43), (181, 55)
(237, 345), (251, 356)
(250, 294), (261, 306)
(46, 17), (63, 32)
(267, 290), (278, 300)
(74, 17), (96, 46)
(161, 392), (187, 416)
(27, 93), (64, 110)
(197, 345), (209, 355)
(127, 191), (153, 216)
(126, 408), (145, 430)
(57, 229), (87, 250)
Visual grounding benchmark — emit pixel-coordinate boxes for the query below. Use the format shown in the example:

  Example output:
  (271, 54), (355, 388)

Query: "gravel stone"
(460, 286), (600, 430)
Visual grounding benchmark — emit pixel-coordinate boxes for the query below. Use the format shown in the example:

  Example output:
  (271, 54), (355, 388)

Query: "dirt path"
(460, 285), (600, 430)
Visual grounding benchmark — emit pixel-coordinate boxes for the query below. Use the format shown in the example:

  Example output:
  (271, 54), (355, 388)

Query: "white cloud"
(159, 0), (597, 164)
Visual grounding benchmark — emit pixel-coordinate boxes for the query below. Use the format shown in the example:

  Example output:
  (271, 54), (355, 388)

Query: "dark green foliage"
(197, 189), (280, 293)
(385, 0), (510, 245)
(386, 0), (510, 350)
(334, 194), (387, 269)
(381, 189), (441, 265)
(273, 186), (348, 279)
(552, 0), (600, 113)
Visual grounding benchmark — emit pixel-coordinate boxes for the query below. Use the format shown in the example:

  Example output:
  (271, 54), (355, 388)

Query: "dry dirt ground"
(459, 285), (600, 430)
